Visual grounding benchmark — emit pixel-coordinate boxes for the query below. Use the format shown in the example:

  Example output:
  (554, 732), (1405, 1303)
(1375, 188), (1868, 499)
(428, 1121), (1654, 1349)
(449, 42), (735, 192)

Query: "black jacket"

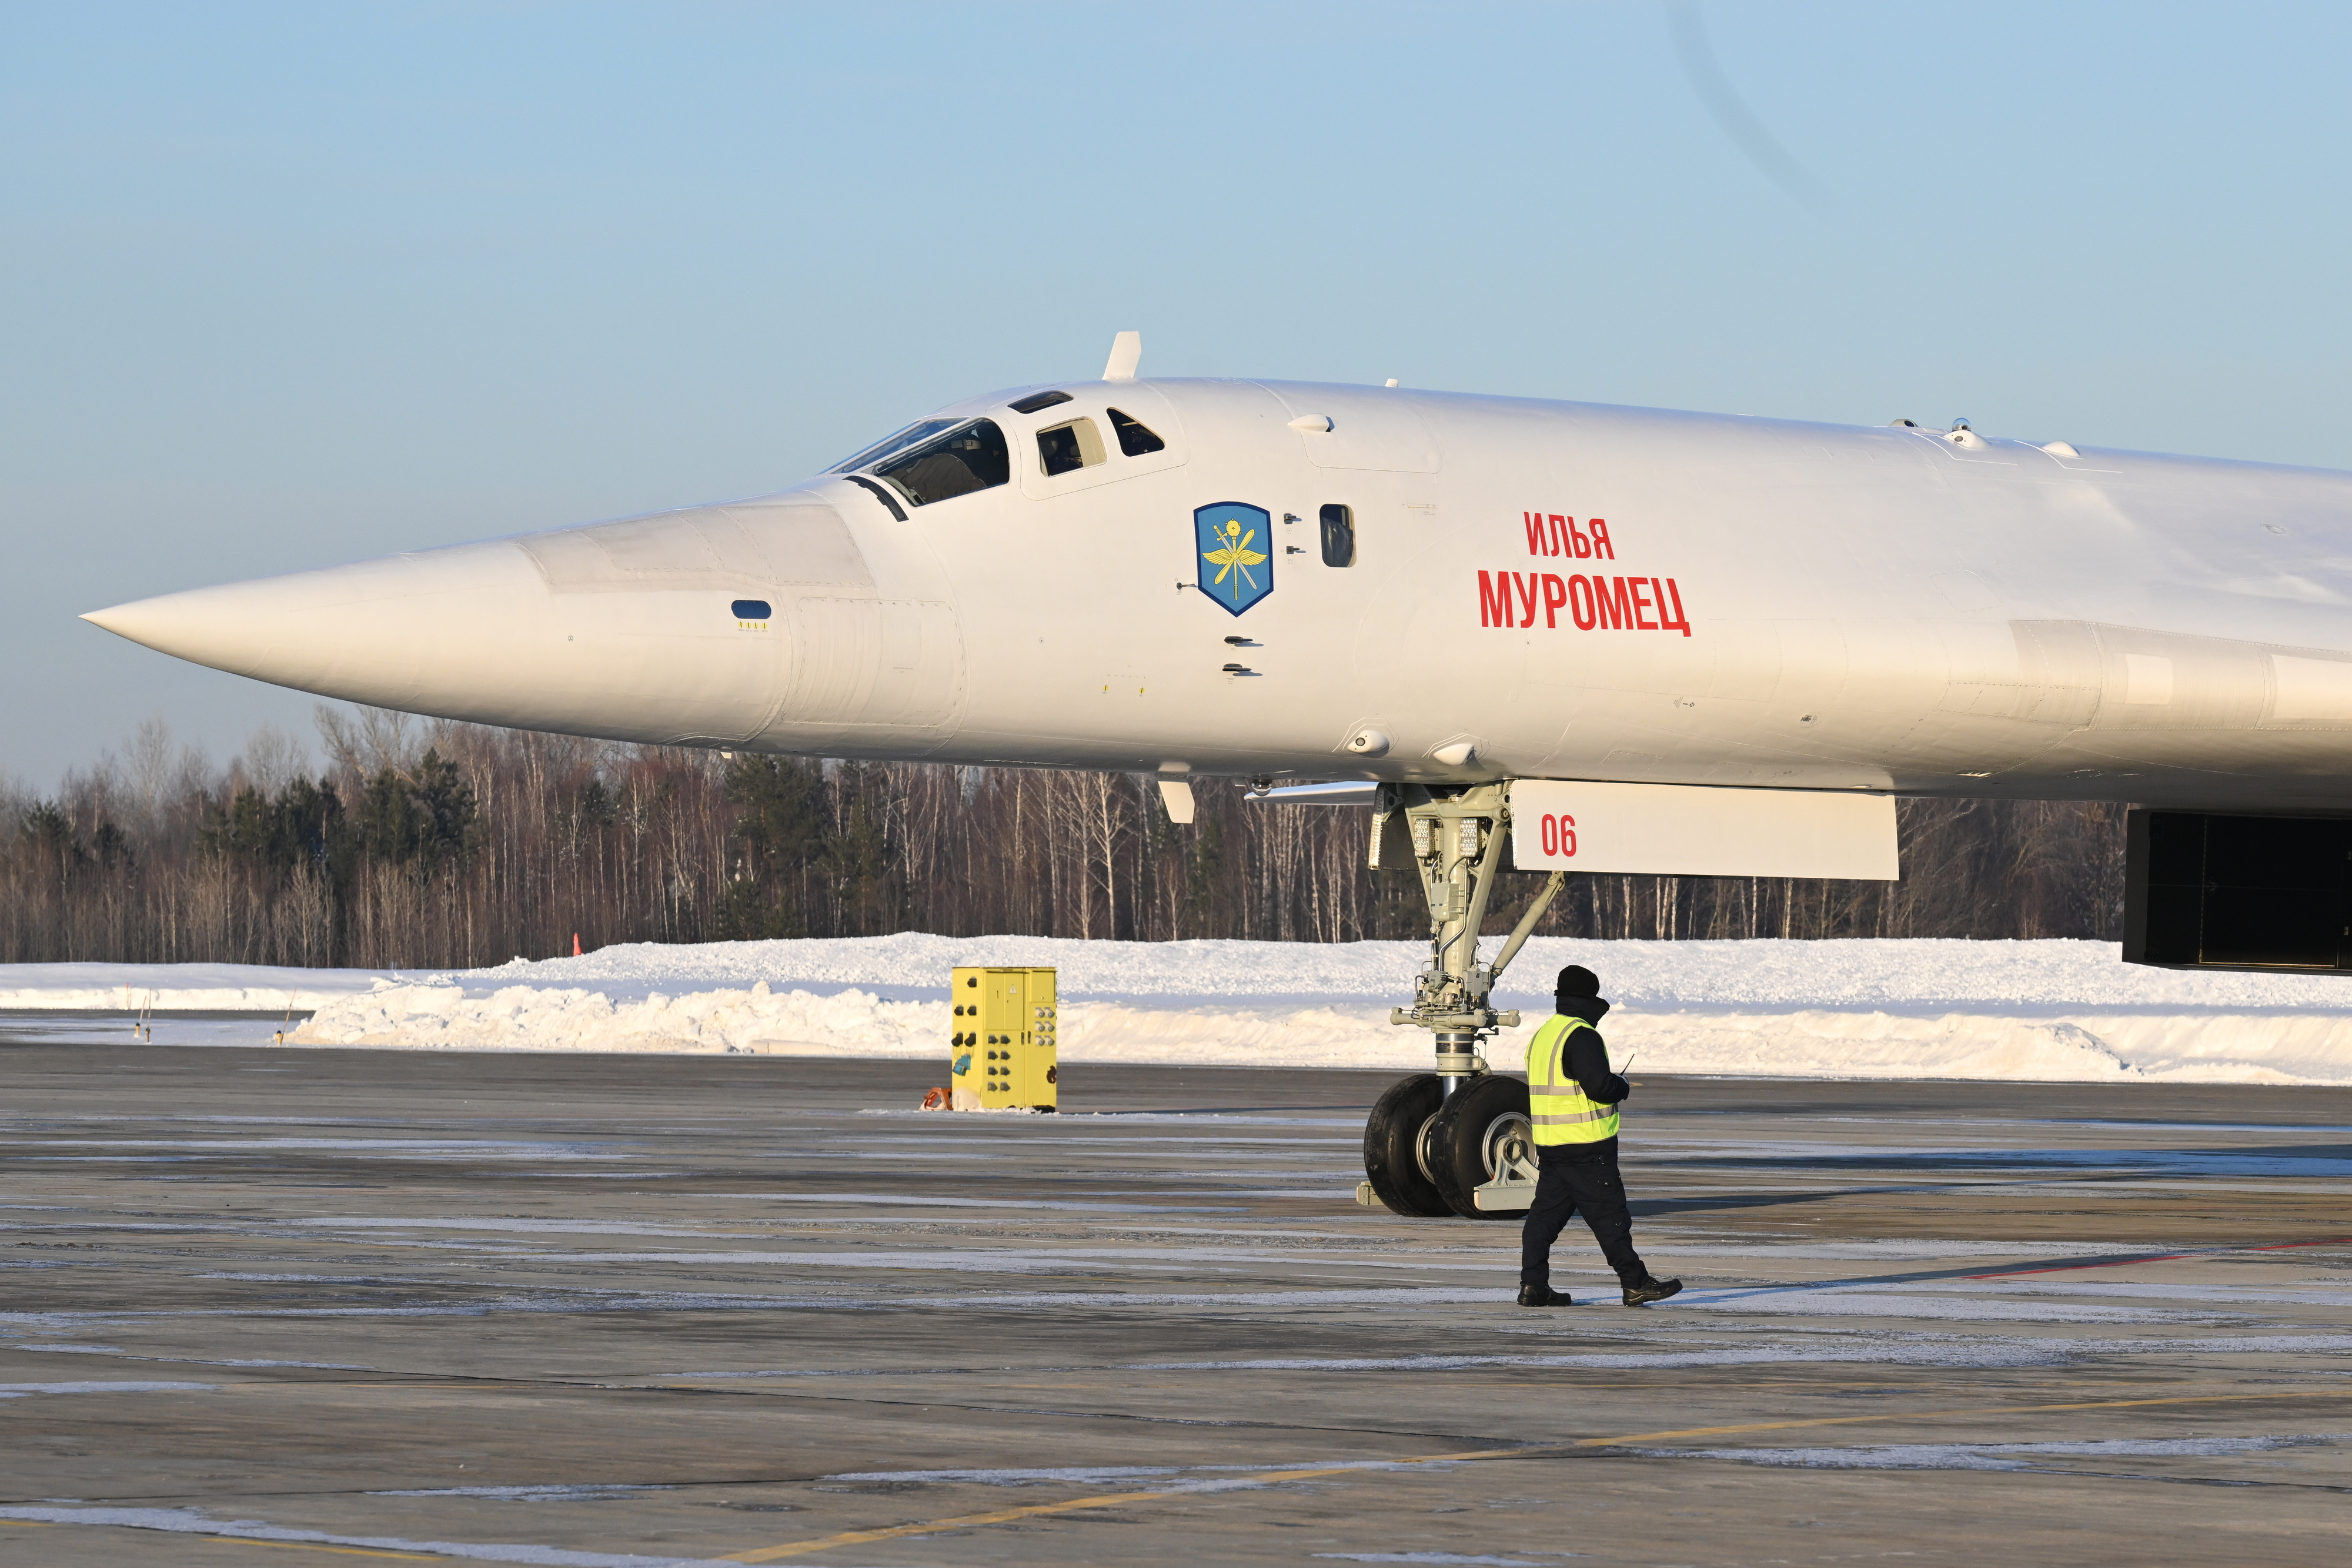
(1549, 995), (1629, 1106)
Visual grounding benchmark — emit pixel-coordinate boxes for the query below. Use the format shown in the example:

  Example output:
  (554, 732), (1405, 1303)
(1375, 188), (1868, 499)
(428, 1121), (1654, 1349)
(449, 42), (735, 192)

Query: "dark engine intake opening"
(2124, 808), (2352, 973)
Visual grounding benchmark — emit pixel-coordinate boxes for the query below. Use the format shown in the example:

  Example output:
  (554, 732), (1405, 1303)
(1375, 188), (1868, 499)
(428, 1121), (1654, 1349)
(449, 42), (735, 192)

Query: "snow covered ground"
(0, 962), (389, 1013)
(7, 935), (2352, 1084)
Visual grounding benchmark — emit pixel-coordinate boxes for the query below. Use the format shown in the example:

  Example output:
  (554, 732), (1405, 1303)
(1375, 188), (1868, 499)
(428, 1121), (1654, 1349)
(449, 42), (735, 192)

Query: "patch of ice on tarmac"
(371, 1485), (671, 1502)
(666, 1367), (900, 1379)
(825, 1458), (1448, 1489)
(195, 1273), (446, 1283)
(2070, 1333), (2352, 1356)
(7, 1291), (854, 1325)
(1119, 1341), (2072, 1373)
(1943, 1279), (2352, 1308)
(719, 1192), (1242, 1212)
(510, 1248), (1220, 1273)
(288, 1218), (736, 1236)
(922, 1286), (1508, 1309)
(781, 1151), (999, 1161)
(1121, 1329), (2352, 1375)
(1642, 1239), (2160, 1261)
(1677, 1287), (2209, 1323)
(17, 1155), (203, 1164)
(14, 1138), (631, 1162)
(1645, 1144), (2352, 1182)
(7, 1344), (366, 1369)
(1317, 1557), (1579, 1567)
(225, 1330), (2352, 1384)
(824, 1464), (1180, 1486)
(119, 1114), (392, 1124)
(0, 1221), (225, 1232)
(0, 1382), (214, 1395)
(0, 1505), (731, 1566)
(1639, 1432), (2349, 1470)
(537, 1172), (683, 1179)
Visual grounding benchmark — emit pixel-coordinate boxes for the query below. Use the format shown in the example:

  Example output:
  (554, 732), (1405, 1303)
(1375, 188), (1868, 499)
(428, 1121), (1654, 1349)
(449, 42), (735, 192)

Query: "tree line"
(1, 708), (2127, 969)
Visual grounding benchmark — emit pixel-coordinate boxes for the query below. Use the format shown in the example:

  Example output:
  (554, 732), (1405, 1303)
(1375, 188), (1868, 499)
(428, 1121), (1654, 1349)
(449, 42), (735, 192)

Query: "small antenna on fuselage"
(1103, 331), (1141, 381)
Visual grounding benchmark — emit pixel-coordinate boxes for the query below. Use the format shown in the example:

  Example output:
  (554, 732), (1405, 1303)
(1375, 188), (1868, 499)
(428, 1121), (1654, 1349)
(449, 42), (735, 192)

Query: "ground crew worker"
(1518, 964), (1683, 1308)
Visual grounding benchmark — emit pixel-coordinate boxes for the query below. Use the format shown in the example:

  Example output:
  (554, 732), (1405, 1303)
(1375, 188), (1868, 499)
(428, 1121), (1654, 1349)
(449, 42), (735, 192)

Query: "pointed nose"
(81, 521), (793, 744)
(83, 541), (551, 713)
(78, 493), (962, 750)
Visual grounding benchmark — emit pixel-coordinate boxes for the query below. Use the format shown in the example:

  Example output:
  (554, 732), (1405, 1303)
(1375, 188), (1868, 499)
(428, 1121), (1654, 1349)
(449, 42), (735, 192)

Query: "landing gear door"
(1508, 780), (1899, 880)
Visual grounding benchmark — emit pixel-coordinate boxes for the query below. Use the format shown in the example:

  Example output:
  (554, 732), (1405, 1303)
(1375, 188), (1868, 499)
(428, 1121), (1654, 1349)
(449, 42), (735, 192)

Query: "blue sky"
(5, 2), (2348, 789)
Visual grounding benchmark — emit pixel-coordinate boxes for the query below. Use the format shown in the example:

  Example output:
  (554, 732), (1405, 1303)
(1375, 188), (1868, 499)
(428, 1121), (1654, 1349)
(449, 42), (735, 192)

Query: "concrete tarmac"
(3, 1037), (2351, 1566)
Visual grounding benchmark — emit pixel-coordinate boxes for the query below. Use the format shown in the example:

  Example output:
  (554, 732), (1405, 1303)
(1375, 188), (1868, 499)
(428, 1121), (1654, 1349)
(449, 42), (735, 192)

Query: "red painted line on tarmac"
(1964, 1235), (2352, 1280)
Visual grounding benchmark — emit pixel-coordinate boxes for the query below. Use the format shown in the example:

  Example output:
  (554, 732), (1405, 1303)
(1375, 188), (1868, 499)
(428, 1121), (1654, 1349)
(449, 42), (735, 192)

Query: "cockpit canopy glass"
(828, 418), (962, 475)
(866, 419), (1010, 507)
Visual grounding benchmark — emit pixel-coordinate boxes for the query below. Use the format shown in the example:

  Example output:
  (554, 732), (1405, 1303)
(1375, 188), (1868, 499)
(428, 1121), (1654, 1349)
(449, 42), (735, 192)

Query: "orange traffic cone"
(572, 932), (583, 957)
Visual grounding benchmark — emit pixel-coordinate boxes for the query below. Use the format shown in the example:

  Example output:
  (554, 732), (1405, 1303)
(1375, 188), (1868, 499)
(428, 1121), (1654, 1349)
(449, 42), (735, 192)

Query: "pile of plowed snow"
(0, 962), (389, 1012)
(8, 937), (2347, 1082)
(242, 934), (2352, 1085)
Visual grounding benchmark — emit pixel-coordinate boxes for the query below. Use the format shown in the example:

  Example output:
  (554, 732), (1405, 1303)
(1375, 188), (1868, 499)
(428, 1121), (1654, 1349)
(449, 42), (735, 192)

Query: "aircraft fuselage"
(88, 376), (2352, 811)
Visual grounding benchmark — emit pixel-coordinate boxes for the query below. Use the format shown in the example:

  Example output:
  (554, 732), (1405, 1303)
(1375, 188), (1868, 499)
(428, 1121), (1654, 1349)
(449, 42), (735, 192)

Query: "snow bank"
(363, 931), (2352, 1011)
(254, 935), (2352, 1085)
(0, 962), (399, 1012)
(9, 936), (2349, 1083)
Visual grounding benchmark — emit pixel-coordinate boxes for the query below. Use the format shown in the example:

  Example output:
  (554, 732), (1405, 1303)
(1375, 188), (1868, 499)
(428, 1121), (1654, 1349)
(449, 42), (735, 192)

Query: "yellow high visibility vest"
(1526, 1014), (1620, 1146)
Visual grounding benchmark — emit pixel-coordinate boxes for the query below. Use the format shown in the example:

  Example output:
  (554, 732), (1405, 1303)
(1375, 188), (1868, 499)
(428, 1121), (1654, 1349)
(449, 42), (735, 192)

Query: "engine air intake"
(2124, 808), (2352, 972)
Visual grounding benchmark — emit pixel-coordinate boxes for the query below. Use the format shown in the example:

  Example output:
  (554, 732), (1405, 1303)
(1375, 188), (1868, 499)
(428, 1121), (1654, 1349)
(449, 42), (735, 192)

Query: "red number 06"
(1539, 812), (1578, 858)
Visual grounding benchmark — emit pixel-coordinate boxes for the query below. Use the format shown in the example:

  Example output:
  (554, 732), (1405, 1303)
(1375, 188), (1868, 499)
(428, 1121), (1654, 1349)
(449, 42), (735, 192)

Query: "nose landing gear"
(1358, 781), (1564, 1220)
(1362, 1073), (1448, 1216)
(1429, 1074), (1538, 1218)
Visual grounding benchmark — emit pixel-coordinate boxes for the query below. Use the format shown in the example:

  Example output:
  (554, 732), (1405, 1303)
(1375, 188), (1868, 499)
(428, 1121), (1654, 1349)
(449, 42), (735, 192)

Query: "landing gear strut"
(1357, 782), (1565, 1220)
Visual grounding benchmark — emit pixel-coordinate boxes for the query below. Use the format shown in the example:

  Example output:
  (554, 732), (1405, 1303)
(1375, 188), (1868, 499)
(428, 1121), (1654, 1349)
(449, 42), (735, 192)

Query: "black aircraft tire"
(1362, 1074), (1450, 1218)
(1428, 1074), (1534, 1221)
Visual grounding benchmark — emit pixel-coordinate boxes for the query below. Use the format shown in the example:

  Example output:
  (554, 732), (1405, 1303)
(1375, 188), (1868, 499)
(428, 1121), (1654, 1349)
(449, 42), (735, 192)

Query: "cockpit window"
(1108, 408), (1166, 456)
(1036, 417), (1105, 477)
(871, 419), (1010, 506)
(829, 418), (961, 474)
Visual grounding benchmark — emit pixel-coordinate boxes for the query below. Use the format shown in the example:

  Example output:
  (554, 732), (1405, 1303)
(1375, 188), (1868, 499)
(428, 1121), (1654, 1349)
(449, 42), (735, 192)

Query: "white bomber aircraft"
(86, 332), (2352, 1219)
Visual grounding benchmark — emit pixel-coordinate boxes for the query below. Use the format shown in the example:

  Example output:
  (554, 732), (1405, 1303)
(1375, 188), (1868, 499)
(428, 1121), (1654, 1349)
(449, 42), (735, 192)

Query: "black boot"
(1516, 1283), (1575, 1307)
(1621, 1275), (1682, 1306)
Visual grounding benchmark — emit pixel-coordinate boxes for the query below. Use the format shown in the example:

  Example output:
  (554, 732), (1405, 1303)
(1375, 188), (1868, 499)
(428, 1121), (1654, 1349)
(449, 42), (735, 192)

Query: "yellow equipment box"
(949, 966), (1058, 1111)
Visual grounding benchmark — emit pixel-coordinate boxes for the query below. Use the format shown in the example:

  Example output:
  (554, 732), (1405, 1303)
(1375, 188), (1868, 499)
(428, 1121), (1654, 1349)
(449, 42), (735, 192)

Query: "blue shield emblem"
(1194, 503), (1273, 616)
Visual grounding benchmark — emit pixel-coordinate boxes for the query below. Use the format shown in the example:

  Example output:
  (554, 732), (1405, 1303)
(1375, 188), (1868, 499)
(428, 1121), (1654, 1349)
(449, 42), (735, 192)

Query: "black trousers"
(1519, 1138), (1646, 1287)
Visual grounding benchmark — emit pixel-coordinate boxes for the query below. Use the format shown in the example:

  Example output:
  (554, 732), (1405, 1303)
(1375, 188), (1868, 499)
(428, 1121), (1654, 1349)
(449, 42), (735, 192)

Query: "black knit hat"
(1555, 964), (1600, 999)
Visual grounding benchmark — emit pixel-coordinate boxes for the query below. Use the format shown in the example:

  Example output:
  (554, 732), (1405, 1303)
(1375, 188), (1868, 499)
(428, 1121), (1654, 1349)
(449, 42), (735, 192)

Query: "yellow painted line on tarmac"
(719, 1469), (1365, 1563)
(723, 1385), (2352, 1562)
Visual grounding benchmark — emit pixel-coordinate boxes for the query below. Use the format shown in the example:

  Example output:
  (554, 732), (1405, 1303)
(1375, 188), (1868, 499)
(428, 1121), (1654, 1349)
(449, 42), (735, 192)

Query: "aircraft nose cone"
(76, 493), (918, 747)
(82, 541), (552, 716)
(83, 581), (322, 681)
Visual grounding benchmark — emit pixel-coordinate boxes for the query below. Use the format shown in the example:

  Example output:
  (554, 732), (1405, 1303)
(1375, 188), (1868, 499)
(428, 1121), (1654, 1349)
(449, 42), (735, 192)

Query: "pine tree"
(714, 755), (827, 940)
